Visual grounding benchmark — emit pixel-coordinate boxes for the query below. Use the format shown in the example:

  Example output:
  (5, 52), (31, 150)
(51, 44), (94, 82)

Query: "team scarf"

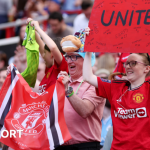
(0, 64), (71, 150)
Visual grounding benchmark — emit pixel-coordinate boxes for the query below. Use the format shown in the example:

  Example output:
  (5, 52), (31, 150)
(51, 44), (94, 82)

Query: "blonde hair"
(110, 53), (150, 80)
(97, 54), (115, 74)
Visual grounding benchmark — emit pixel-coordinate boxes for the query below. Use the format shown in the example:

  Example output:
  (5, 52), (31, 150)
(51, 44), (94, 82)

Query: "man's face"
(82, 7), (93, 20)
(65, 52), (84, 80)
(49, 19), (63, 34)
(0, 70), (7, 90)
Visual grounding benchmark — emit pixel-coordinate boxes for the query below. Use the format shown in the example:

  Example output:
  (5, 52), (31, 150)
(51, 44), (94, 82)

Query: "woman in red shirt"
(83, 52), (150, 150)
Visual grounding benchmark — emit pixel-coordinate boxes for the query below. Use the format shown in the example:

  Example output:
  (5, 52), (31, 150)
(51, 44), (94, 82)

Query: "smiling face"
(125, 53), (150, 84)
(66, 52), (84, 81)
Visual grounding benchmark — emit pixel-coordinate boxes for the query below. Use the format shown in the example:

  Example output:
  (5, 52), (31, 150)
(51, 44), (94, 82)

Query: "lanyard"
(75, 80), (84, 94)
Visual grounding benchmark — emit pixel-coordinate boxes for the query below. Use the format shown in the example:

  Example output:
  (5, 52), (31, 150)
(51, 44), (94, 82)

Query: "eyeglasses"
(123, 61), (147, 68)
(65, 55), (82, 62)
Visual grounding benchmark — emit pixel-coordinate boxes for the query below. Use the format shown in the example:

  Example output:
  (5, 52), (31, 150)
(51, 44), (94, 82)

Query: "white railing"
(0, 15), (48, 30)
(0, 36), (19, 46)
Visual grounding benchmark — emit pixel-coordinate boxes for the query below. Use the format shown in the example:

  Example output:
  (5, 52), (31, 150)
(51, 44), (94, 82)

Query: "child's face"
(43, 49), (54, 68)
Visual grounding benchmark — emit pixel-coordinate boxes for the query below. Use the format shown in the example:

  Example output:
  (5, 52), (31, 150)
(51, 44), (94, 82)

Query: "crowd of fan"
(0, 0), (120, 150)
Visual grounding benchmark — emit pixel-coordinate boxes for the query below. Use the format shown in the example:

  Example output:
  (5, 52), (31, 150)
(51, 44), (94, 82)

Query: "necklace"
(116, 89), (129, 109)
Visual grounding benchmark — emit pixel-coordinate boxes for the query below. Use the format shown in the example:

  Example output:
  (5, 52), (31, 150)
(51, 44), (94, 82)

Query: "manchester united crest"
(11, 101), (49, 135)
(133, 93), (144, 103)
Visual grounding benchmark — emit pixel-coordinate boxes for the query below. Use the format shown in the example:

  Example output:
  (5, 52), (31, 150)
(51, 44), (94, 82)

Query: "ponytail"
(109, 72), (126, 80)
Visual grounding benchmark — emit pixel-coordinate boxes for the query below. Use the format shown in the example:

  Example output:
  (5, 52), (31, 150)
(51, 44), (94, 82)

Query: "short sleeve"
(82, 85), (105, 108)
(95, 77), (112, 104)
(53, 55), (68, 73)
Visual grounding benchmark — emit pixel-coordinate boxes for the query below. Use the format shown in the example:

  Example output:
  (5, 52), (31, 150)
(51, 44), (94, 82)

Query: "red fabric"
(113, 53), (130, 78)
(96, 77), (150, 149)
(85, 0), (150, 53)
(39, 56), (68, 93)
(43, 20), (48, 32)
(0, 70), (71, 150)
(5, 27), (15, 38)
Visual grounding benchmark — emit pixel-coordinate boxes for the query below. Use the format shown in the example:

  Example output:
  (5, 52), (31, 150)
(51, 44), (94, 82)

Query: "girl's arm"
(83, 52), (98, 88)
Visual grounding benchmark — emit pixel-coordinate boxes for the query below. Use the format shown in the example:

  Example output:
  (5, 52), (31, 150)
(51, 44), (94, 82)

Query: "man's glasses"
(65, 55), (82, 62)
(123, 61), (147, 68)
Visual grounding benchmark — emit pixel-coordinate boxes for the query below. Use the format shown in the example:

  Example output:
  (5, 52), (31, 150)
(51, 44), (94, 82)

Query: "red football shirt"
(39, 56), (68, 93)
(96, 77), (150, 150)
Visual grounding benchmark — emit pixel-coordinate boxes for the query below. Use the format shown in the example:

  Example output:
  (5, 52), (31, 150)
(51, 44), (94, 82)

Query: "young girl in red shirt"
(83, 48), (150, 149)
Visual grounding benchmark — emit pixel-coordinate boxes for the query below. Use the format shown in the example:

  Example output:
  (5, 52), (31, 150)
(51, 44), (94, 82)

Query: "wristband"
(66, 91), (74, 98)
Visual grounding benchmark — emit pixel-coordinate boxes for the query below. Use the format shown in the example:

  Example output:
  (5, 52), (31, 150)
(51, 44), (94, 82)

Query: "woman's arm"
(83, 52), (98, 88)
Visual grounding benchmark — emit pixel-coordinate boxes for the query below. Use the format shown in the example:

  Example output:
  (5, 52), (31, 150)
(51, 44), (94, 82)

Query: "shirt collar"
(69, 76), (84, 83)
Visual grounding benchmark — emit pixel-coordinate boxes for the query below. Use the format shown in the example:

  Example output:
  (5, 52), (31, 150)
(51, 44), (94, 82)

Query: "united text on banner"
(85, 0), (150, 53)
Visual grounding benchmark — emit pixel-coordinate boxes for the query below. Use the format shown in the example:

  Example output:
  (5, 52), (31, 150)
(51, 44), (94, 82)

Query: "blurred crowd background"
(0, 0), (121, 149)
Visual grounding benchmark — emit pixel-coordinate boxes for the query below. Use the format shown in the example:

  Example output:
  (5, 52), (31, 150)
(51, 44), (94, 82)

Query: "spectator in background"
(48, 12), (73, 38)
(25, 0), (61, 18)
(0, 0), (13, 39)
(97, 53), (116, 74)
(95, 69), (110, 79)
(0, 67), (7, 90)
(16, 0), (28, 19)
(100, 99), (112, 148)
(13, 46), (27, 73)
(8, 25), (26, 68)
(73, 0), (93, 33)
(47, 0), (61, 13)
(18, 25), (26, 45)
(103, 126), (113, 150)
(0, 52), (8, 69)
(61, 0), (81, 12)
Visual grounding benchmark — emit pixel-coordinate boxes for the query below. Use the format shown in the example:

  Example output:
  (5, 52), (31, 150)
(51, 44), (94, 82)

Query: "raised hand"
(59, 71), (70, 92)
(84, 27), (90, 42)
(26, 18), (40, 31)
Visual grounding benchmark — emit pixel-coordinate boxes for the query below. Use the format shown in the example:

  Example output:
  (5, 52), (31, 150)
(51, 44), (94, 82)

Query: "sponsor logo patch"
(114, 107), (147, 119)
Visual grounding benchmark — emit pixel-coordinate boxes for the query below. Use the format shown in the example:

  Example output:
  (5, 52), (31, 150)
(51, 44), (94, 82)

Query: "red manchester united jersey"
(39, 56), (68, 93)
(96, 77), (150, 150)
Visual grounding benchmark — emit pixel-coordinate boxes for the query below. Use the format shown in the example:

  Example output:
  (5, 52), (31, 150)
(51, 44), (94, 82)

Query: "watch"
(65, 86), (73, 95)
